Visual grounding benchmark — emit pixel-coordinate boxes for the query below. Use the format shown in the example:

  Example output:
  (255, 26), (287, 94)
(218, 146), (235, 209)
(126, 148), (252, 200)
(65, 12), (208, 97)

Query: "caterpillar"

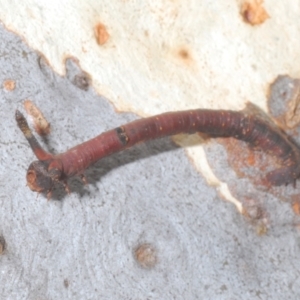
(16, 103), (300, 199)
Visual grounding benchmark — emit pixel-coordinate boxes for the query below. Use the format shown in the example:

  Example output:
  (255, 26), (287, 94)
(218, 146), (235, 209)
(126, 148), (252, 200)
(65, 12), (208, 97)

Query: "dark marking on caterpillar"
(15, 103), (300, 199)
(115, 126), (129, 146)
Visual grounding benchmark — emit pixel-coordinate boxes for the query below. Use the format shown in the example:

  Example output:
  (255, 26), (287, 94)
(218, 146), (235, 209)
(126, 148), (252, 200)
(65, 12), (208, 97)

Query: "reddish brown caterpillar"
(16, 103), (300, 199)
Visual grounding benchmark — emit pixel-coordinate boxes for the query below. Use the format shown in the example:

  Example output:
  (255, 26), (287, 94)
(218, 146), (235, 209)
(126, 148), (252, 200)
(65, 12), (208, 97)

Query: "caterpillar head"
(26, 160), (62, 198)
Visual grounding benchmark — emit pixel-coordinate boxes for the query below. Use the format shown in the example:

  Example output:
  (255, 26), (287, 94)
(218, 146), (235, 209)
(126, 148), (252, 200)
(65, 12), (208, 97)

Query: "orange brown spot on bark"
(247, 151), (256, 166)
(292, 199), (300, 215)
(94, 23), (110, 45)
(240, 0), (269, 25)
(176, 47), (194, 66)
(3, 79), (16, 91)
(134, 243), (157, 269)
(24, 100), (51, 136)
(178, 48), (189, 60)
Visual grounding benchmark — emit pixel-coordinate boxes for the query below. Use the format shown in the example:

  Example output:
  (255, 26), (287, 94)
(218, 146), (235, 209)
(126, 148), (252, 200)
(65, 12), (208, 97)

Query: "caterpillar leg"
(80, 174), (88, 185)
